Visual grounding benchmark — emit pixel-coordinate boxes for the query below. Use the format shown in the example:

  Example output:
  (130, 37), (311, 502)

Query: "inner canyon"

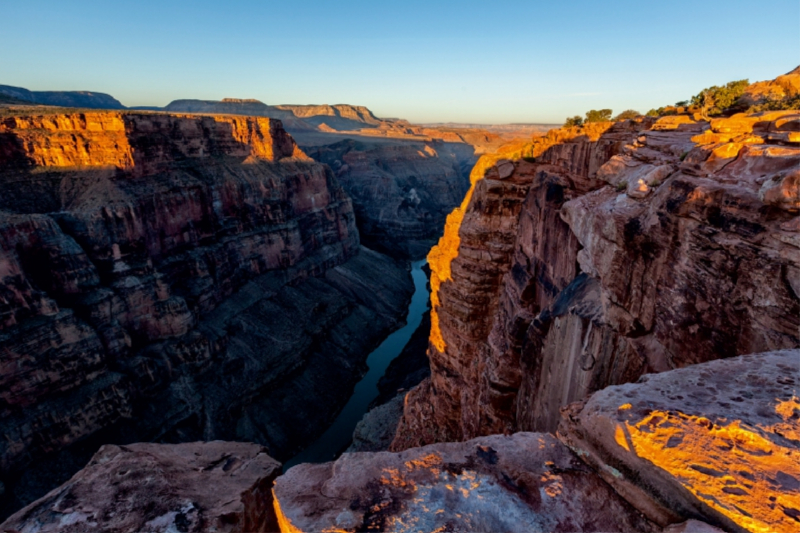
(0, 65), (799, 533)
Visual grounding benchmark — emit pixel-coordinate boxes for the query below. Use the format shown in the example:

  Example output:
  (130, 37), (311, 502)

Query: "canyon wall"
(304, 140), (472, 258)
(0, 110), (414, 517)
(392, 111), (800, 450)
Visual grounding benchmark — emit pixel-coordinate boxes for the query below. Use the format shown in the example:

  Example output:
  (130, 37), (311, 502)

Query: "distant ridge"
(0, 84), (125, 109)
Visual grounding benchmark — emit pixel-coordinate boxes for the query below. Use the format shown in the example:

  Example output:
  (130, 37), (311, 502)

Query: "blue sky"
(3, 0), (798, 123)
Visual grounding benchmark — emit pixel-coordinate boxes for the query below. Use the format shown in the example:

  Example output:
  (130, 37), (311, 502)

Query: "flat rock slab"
(0, 441), (281, 533)
(559, 349), (800, 533)
(273, 432), (657, 533)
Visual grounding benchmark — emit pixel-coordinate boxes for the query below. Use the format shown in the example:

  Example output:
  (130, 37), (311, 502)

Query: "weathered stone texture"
(559, 349), (800, 533)
(0, 441), (281, 533)
(274, 432), (658, 533)
(393, 111), (800, 451)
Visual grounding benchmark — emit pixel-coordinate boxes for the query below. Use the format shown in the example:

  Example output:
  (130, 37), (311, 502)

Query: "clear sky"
(3, 0), (798, 123)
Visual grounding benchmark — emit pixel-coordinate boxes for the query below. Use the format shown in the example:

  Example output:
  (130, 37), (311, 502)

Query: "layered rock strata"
(305, 140), (472, 258)
(392, 111), (800, 449)
(0, 110), (413, 517)
(162, 99), (316, 132)
(274, 432), (658, 533)
(559, 349), (800, 533)
(0, 441), (281, 533)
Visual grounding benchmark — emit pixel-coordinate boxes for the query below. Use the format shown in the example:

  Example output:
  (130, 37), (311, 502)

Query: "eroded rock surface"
(559, 349), (800, 533)
(274, 432), (658, 533)
(393, 109), (800, 450)
(0, 441), (280, 533)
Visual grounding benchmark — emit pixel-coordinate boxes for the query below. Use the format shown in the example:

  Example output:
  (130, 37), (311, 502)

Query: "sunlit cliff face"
(0, 112), (306, 172)
(426, 124), (614, 354)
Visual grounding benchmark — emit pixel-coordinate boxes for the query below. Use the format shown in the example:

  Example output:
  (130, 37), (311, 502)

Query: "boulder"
(274, 432), (658, 533)
(0, 441), (281, 533)
(559, 349), (800, 533)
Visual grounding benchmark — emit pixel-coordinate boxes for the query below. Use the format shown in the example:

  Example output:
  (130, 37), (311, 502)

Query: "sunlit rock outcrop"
(393, 109), (800, 450)
(273, 432), (658, 533)
(740, 66), (800, 107)
(559, 348), (800, 533)
(0, 441), (281, 533)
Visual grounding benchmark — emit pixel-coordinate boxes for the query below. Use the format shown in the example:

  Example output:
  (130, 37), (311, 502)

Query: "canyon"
(0, 109), (421, 518)
(1, 68), (799, 533)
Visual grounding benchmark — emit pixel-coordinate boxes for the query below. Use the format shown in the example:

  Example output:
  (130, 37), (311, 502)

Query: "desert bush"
(614, 109), (640, 121)
(564, 115), (584, 127)
(748, 94), (800, 112)
(585, 109), (613, 123)
(691, 79), (749, 117)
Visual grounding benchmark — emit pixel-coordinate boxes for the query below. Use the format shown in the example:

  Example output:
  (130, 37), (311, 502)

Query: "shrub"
(564, 115), (584, 127)
(691, 79), (749, 118)
(614, 109), (641, 121)
(616, 180), (628, 192)
(585, 109), (613, 123)
(748, 94), (800, 112)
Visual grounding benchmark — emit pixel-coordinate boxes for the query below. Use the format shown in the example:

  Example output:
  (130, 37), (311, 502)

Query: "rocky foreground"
(0, 110), (414, 517)
(3, 348), (794, 532)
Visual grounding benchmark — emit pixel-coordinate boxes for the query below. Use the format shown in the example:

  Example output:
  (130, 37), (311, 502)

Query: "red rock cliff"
(392, 111), (800, 450)
(0, 110), (415, 518)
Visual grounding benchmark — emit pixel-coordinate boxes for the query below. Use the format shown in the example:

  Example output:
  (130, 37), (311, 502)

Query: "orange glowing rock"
(560, 349), (800, 533)
(0, 111), (306, 174)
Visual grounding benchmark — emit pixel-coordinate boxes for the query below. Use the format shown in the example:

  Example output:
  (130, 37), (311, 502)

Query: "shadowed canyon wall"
(304, 140), (472, 258)
(0, 110), (415, 517)
(392, 111), (800, 450)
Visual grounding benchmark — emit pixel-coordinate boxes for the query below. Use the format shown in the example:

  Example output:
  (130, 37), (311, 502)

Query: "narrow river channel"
(284, 258), (429, 470)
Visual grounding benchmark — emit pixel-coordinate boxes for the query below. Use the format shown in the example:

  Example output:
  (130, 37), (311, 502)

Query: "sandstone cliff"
(275, 104), (382, 131)
(304, 140), (472, 258)
(162, 100), (387, 133)
(0, 110), (414, 518)
(162, 99), (316, 132)
(392, 110), (800, 449)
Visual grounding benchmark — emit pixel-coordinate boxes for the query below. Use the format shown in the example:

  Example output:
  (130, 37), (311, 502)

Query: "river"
(283, 258), (429, 470)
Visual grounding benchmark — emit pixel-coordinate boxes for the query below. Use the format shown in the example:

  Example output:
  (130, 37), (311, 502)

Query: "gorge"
(0, 109), (455, 520)
(1, 66), (799, 533)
